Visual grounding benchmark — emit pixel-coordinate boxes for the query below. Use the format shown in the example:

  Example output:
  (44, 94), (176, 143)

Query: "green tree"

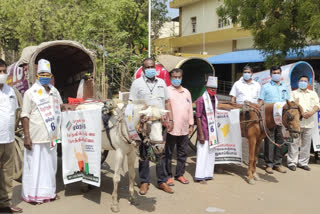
(0, 0), (168, 94)
(217, 0), (320, 66)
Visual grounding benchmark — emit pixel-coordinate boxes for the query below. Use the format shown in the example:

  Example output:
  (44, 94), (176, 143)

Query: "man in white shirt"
(288, 76), (320, 171)
(21, 59), (63, 204)
(229, 66), (261, 104)
(0, 59), (23, 213)
(129, 58), (174, 195)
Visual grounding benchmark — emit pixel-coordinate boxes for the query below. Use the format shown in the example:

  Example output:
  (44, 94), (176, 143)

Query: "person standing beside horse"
(129, 57), (174, 195)
(258, 65), (290, 174)
(230, 66), (261, 104)
(21, 59), (63, 203)
(165, 68), (194, 186)
(0, 59), (23, 213)
(195, 76), (218, 184)
(287, 76), (320, 171)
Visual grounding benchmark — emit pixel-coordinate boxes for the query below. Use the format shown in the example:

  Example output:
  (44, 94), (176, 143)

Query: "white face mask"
(0, 74), (8, 84)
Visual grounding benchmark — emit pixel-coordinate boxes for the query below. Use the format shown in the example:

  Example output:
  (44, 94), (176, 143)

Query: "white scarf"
(273, 102), (290, 138)
(203, 91), (218, 149)
(273, 102), (286, 126)
(31, 81), (61, 145)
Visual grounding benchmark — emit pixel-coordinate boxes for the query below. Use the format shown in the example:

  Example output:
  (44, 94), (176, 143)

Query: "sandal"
(167, 177), (174, 186)
(176, 176), (189, 184)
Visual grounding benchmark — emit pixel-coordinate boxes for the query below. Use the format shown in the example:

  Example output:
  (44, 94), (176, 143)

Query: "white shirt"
(21, 83), (63, 143)
(0, 84), (18, 144)
(229, 77), (261, 104)
(129, 77), (169, 109)
(290, 89), (320, 128)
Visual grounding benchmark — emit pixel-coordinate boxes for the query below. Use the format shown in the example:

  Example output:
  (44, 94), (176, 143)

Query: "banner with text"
(61, 108), (101, 187)
(215, 109), (242, 164)
(312, 111), (320, 152)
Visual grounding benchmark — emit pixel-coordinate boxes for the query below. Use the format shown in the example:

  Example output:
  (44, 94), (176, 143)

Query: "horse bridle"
(282, 105), (302, 135)
(239, 102), (301, 147)
(136, 115), (166, 160)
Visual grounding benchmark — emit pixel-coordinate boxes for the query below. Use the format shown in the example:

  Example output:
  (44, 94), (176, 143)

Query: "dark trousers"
(165, 134), (188, 178)
(264, 125), (284, 168)
(139, 144), (167, 185)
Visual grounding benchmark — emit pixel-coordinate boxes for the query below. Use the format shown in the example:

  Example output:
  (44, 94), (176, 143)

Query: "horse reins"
(243, 104), (281, 147)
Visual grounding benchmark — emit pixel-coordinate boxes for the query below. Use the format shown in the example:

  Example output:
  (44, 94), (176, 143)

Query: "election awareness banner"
(312, 112), (320, 152)
(61, 108), (102, 187)
(215, 109), (242, 164)
(6, 62), (30, 95)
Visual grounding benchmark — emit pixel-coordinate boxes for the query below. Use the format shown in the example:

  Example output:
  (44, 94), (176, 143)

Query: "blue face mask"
(299, 81), (308, 90)
(272, 74), (281, 82)
(243, 73), (252, 81)
(39, 77), (51, 85)
(171, 78), (182, 87)
(145, 68), (156, 78)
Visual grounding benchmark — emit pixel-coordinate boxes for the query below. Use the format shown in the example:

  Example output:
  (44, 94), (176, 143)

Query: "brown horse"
(218, 99), (303, 184)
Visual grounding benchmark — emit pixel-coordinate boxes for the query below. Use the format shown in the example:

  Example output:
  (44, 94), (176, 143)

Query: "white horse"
(76, 101), (166, 212)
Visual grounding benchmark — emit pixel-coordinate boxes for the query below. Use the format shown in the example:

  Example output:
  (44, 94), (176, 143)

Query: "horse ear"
(286, 99), (291, 107)
(160, 109), (169, 115)
(294, 98), (299, 104)
(298, 104), (304, 120)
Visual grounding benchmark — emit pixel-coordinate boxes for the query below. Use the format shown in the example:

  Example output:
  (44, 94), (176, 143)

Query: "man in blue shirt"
(258, 66), (289, 174)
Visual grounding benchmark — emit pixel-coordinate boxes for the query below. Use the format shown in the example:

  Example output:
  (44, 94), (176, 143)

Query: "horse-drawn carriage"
(8, 40), (97, 180)
(157, 57), (317, 184)
(8, 41), (170, 212)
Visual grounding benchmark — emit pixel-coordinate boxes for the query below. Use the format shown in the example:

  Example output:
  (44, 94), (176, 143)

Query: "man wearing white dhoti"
(194, 76), (218, 184)
(21, 59), (63, 203)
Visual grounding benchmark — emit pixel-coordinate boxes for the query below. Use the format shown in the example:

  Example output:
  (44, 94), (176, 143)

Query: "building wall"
(180, 39), (254, 56)
(181, 0), (231, 37)
(158, 21), (180, 39)
(236, 38), (254, 50)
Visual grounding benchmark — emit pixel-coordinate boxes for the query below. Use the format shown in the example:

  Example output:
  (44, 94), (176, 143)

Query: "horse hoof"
(248, 179), (255, 185)
(253, 176), (260, 181)
(130, 198), (139, 206)
(111, 205), (120, 213)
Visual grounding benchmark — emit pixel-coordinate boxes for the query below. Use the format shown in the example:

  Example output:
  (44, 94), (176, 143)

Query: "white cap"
(206, 76), (218, 88)
(37, 59), (51, 74)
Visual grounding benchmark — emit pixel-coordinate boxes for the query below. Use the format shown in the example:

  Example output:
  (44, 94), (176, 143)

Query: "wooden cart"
(8, 40), (97, 180)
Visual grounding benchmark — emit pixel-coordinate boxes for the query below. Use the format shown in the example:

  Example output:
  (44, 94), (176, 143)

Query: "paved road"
(11, 150), (320, 214)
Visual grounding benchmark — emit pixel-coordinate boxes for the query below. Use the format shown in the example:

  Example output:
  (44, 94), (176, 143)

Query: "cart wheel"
(188, 126), (197, 152)
(14, 136), (24, 181)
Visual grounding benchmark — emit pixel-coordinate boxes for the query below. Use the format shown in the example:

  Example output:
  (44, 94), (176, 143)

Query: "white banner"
(61, 108), (101, 187)
(312, 111), (320, 152)
(215, 109), (242, 164)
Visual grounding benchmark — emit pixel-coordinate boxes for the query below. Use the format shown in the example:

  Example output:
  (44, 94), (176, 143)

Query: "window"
(191, 17), (197, 33)
(218, 18), (231, 29)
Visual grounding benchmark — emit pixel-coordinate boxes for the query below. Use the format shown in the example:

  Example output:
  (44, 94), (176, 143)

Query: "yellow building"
(155, 0), (253, 58)
(156, 0), (320, 96)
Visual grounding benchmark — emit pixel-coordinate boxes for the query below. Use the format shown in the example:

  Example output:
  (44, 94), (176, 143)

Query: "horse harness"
(239, 101), (301, 147)
(102, 103), (164, 162)
(282, 105), (302, 135)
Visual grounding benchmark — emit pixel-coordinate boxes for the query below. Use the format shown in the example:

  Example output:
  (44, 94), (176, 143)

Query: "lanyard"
(143, 76), (157, 95)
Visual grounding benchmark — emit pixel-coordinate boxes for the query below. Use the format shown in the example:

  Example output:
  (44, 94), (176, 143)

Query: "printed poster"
(61, 108), (102, 187)
(215, 109), (242, 164)
(6, 62), (29, 95)
(312, 111), (320, 152)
